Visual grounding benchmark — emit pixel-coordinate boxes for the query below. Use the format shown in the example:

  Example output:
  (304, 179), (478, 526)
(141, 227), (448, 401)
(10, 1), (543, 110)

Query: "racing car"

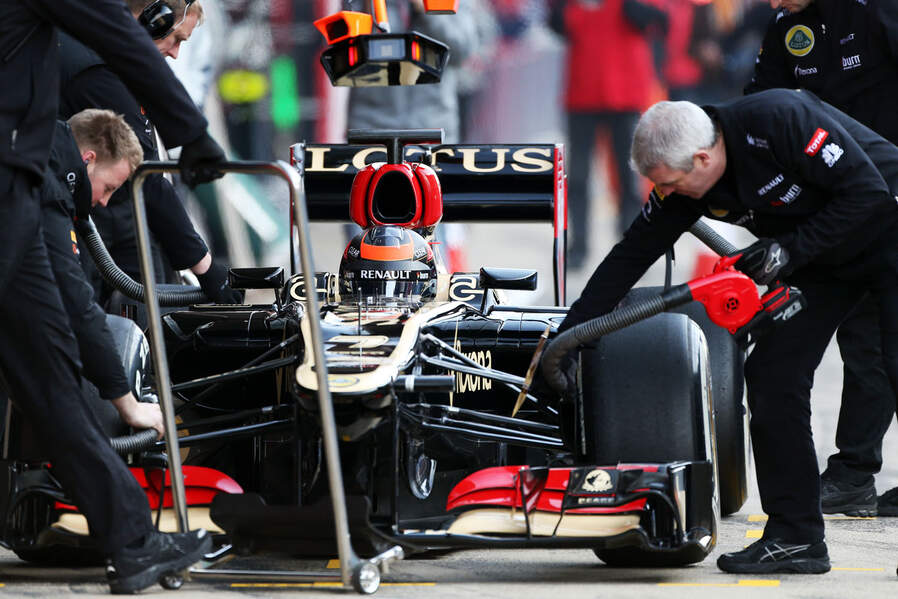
(0, 129), (755, 577)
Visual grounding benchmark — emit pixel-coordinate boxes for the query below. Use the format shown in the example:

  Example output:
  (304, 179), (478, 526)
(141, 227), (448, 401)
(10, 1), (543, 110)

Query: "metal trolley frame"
(130, 156), (402, 594)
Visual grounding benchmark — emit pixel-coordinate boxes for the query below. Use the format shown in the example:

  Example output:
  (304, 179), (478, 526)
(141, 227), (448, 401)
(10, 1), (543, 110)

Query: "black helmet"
(340, 226), (437, 303)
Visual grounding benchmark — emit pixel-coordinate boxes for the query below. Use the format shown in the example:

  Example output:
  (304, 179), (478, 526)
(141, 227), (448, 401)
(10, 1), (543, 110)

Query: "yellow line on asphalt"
(746, 529), (763, 538)
(230, 582), (436, 588)
(824, 515), (877, 520)
(658, 579), (779, 588)
(326, 559), (340, 569)
(832, 567), (885, 572)
(748, 514), (768, 522)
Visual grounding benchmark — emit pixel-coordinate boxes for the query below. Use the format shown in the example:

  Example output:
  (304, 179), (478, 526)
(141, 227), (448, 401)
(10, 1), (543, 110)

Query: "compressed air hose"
(76, 217), (208, 306)
(110, 428), (159, 455)
(541, 220), (737, 392)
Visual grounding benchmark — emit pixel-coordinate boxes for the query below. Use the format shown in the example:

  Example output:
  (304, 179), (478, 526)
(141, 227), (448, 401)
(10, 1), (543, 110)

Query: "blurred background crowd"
(176, 0), (774, 299)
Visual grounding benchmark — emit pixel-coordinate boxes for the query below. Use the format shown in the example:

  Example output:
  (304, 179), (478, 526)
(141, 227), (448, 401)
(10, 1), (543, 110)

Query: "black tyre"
(579, 312), (714, 567)
(620, 287), (749, 515)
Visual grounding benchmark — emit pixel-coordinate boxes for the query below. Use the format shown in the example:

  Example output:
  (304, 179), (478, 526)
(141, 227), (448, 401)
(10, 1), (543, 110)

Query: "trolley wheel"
(351, 562), (380, 594)
(160, 573), (184, 590)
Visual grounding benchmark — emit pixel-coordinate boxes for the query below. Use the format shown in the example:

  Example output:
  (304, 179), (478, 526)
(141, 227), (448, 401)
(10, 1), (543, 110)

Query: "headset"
(138, 0), (194, 40)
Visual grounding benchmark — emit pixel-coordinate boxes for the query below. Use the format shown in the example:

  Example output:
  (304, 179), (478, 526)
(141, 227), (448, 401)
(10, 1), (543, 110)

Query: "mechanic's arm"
(558, 190), (700, 333)
(41, 192), (131, 400)
(743, 16), (793, 95)
(767, 102), (896, 273)
(410, 0), (480, 63)
(30, 0), (205, 149)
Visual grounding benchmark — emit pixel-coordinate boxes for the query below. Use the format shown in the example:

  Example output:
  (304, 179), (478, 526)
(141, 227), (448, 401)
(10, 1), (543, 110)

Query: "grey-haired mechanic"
(746, 0), (898, 520)
(556, 89), (898, 574)
(0, 0), (224, 593)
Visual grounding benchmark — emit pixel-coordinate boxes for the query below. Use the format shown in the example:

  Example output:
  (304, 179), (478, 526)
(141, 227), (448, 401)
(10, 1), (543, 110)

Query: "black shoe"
(107, 529), (211, 594)
(877, 486), (898, 516)
(717, 538), (830, 574)
(821, 476), (877, 517)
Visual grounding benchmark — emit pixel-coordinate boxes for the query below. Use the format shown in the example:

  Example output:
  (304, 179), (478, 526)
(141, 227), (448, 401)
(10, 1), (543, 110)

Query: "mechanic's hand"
(111, 393), (164, 439)
(534, 351), (578, 401)
(197, 259), (245, 304)
(731, 238), (790, 286)
(178, 131), (226, 188)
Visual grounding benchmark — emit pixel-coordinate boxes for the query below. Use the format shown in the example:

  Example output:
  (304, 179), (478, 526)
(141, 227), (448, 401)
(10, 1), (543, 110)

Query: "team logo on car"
(804, 128), (828, 156)
(581, 468), (613, 493)
(785, 25), (814, 57)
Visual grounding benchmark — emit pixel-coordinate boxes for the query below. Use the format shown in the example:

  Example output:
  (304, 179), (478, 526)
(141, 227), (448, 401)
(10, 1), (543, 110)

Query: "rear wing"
(289, 143), (568, 305)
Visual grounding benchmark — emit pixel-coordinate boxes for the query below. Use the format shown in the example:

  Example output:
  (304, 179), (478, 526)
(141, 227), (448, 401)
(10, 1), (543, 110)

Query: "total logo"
(804, 128), (829, 156)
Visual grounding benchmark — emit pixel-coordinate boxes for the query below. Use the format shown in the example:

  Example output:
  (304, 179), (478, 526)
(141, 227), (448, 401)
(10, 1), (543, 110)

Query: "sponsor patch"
(821, 143), (844, 167)
(794, 65), (818, 77)
(804, 128), (828, 156)
(840, 33), (855, 45)
(785, 25), (814, 57)
(581, 468), (613, 493)
(842, 54), (862, 70)
(771, 184), (802, 206)
(758, 173), (784, 196)
(746, 133), (770, 149)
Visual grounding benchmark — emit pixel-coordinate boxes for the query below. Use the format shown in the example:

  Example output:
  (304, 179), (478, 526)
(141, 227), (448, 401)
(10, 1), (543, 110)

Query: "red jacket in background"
(562, 0), (661, 112)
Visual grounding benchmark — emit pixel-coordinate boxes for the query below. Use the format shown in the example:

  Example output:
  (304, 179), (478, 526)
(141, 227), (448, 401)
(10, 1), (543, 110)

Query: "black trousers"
(745, 262), (898, 543)
(566, 111), (642, 263)
(0, 167), (151, 554)
(823, 294), (896, 485)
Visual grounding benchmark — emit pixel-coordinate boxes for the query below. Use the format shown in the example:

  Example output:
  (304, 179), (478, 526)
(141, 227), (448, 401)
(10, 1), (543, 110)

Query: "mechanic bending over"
(556, 90), (898, 574)
(0, 0), (226, 593)
(57, 0), (242, 306)
(746, 0), (898, 519)
(41, 110), (164, 438)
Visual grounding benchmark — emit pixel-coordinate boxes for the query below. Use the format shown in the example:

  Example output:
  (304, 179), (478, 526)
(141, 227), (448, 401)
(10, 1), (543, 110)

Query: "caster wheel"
(160, 573), (184, 590)
(351, 562), (380, 594)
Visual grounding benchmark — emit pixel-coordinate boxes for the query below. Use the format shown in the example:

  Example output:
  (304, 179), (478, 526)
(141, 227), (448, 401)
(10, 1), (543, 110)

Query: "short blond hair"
(68, 109), (143, 174)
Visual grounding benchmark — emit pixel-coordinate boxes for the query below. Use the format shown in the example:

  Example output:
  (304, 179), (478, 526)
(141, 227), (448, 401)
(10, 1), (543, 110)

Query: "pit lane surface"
(2, 221), (897, 597)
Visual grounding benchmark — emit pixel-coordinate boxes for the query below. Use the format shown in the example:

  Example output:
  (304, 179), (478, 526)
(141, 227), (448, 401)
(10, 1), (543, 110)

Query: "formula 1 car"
(0, 130), (767, 580)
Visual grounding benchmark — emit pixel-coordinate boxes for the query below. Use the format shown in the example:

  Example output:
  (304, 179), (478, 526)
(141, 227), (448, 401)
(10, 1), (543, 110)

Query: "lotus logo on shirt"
(785, 25), (814, 57)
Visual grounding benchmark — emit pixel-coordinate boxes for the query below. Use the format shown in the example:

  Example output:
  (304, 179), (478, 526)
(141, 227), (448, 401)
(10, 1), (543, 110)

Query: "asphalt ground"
(3, 209), (898, 596)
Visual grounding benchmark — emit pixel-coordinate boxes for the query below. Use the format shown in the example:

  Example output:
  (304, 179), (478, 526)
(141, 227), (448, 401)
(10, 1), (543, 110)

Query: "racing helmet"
(340, 226), (436, 302)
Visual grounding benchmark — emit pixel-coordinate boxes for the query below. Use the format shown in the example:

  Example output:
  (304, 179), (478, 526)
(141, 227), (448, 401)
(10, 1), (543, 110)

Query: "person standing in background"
(549, 0), (668, 268)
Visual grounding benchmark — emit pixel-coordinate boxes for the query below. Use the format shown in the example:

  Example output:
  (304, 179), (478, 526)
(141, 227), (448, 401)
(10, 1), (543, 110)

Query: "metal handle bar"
(131, 159), (361, 586)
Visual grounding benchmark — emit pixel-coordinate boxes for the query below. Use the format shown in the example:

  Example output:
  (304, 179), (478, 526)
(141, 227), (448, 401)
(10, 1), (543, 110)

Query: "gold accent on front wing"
(53, 507), (223, 535)
(446, 508), (640, 537)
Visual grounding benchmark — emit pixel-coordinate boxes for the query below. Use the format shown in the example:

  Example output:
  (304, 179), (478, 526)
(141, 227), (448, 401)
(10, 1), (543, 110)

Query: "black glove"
(197, 260), (244, 304)
(732, 238), (790, 286)
(178, 132), (226, 188)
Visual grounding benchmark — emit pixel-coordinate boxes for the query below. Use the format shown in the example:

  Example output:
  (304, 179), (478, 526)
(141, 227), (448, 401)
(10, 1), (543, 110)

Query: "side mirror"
(479, 267), (538, 291)
(478, 267), (538, 313)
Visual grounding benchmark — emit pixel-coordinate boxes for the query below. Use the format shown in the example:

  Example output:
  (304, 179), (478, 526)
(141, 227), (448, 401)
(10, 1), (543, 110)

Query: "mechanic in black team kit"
(41, 110), (164, 438)
(556, 89), (898, 574)
(57, 0), (242, 306)
(745, 0), (898, 519)
(745, 0), (898, 516)
(0, 0), (224, 593)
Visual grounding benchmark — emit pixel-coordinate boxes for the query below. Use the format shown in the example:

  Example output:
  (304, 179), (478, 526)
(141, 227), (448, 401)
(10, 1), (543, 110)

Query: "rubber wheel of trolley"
(620, 286), (749, 515)
(351, 561), (380, 594)
(579, 313), (714, 567)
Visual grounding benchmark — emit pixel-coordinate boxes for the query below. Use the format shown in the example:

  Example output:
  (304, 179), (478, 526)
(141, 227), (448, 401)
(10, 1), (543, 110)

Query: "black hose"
(76, 217), (208, 306)
(110, 428), (159, 455)
(689, 220), (738, 256)
(541, 285), (693, 391)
